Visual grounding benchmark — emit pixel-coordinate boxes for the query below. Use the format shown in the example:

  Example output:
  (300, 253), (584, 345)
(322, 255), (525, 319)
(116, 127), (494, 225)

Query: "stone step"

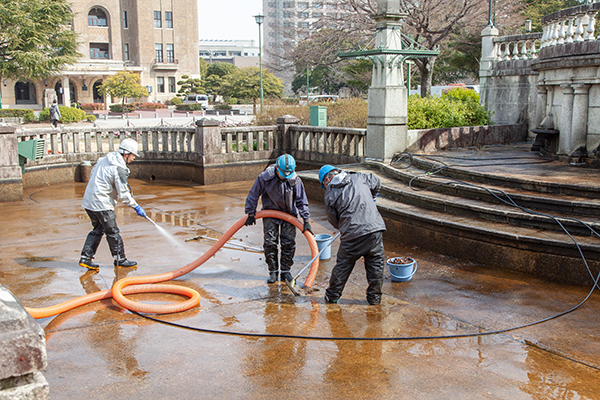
(298, 162), (600, 286)
(367, 161), (600, 236)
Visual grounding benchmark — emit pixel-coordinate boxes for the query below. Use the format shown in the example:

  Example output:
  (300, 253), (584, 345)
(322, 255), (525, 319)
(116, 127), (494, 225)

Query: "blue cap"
(319, 165), (338, 188)
(276, 154), (296, 179)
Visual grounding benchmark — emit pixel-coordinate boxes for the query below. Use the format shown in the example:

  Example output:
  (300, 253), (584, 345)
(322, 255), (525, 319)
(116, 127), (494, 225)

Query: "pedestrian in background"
(50, 100), (61, 128)
(79, 138), (147, 270)
(319, 165), (386, 305)
(245, 154), (313, 284)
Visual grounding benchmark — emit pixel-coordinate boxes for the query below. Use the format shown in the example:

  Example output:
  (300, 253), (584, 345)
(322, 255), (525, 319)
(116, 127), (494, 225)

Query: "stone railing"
(492, 33), (542, 62)
(288, 124), (366, 164)
(540, 3), (600, 49)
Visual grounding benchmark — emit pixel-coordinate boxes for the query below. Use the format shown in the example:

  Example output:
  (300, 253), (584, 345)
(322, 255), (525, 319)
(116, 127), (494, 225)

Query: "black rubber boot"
(267, 272), (278, 284)
(79, 256), (99, 270)
(114, 259), (137, 268)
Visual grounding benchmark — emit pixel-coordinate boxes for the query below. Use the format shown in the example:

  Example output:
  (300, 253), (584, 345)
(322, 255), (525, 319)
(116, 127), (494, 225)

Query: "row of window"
(270, 11), (341, 18)
(156, 77), (177, 93)
(89, 43), (175, 62)
(269, 2), (345, 10)
(87, 8), (173, 29)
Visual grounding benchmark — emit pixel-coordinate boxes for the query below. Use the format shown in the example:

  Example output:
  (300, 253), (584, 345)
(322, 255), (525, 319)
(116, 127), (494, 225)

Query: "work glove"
(245, 214), (256, 226)
(302, 220), (313, 235)
(134, 205), (147, 218)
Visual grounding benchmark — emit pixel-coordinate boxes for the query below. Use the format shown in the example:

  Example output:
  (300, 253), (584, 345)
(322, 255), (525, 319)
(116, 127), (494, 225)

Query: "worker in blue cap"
(245, 154), (312, 284)
(319, 165), (386, 305)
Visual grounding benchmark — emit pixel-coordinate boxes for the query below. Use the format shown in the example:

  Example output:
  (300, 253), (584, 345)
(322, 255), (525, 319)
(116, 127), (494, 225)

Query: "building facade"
(1, 0), (199, 109)
(262, 0), (353, 93)
(199, 39), (259, 68)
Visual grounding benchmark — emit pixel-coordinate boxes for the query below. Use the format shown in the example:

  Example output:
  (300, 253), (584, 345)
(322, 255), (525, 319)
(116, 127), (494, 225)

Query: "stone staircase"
(298, 145), (600, 286)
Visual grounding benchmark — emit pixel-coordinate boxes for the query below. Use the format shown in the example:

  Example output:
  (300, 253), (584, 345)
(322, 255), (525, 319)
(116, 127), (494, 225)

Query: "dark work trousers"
(262, 217), (296, 273)
(325, 231), (385, 304)
(81, 209), (126, 261)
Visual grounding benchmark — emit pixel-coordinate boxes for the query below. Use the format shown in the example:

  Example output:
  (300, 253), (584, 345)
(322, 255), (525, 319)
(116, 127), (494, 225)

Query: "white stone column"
(534, 84), (548, 127)
(366, 0), (408, 161)
(558, 83), (574, 155)
(570, 83), (590, 156)
(479, 25), (499, 107)
(61, 76), (70, 107)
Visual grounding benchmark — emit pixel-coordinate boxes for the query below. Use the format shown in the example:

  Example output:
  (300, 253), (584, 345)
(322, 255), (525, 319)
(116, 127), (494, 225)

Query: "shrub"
(131, 102), (166, 110)
(0, 109), (36, 122)
(256, 92), (492, 129)
(80, 103), (103, 111)
(214, 104), (232, 110)
(38, 106), (88, 123)
(109, 104), (136, 113)
(86, 115), (96, 122)
(170, 97), (183, 105)
(175, 103), (206, 111)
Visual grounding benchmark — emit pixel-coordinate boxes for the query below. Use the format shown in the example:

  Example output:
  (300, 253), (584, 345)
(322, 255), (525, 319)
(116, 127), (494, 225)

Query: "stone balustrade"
(492, 33), (542, 62)
(540, 3), (600, 49)
(288, 124), (366, 164)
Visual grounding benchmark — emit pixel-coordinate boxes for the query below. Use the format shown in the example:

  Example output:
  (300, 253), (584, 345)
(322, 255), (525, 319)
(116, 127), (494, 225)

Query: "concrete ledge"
(0, 284), (48, 399)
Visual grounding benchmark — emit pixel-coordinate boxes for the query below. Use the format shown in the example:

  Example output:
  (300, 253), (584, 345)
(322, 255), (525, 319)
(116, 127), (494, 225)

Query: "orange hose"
(25, 210), (320, 319)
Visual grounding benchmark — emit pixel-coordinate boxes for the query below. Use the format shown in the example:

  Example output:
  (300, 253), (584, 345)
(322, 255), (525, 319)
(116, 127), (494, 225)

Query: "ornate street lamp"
(254, 14), (264, 111)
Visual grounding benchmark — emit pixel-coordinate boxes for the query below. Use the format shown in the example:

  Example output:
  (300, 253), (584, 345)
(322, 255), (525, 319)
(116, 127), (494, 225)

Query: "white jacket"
(82, 151), (138, 211)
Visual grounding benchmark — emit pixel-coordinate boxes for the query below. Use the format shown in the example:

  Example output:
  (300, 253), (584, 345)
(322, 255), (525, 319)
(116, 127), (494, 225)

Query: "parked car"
(183, 94), (209, 109)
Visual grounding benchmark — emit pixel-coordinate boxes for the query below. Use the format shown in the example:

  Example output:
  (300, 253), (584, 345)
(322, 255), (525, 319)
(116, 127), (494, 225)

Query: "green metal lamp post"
(254, 14), (264, 111)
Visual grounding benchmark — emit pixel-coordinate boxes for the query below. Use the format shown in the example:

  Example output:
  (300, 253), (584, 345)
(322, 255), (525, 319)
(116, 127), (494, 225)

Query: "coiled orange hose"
(25, 210), (320, 319)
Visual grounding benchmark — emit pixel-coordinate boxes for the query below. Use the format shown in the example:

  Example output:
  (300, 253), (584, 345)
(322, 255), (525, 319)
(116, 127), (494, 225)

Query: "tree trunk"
(419, 56), (437, 98)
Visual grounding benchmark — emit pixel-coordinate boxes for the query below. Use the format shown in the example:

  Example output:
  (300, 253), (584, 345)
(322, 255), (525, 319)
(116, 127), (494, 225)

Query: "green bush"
(255, 92), (492, 129)
(170, 97), (183, 105)
(109, 104), (136, 113)
(86, 115), (96, 122)
(214, 104), (232, 110)
(0, 109), (36, 122)
(175, 103), (206, 111)
(38, 106), (88, 123)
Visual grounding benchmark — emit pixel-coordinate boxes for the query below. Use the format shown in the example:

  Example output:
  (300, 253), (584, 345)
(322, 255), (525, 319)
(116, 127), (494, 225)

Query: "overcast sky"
(197, 0), (262, 42)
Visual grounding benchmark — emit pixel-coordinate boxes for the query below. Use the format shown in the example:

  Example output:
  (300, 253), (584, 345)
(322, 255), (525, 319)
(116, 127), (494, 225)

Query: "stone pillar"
(276, 115), (300, 153)
(194, 118), (222, 158)
(0, 125), (23, 202)
(0, 284), (49, 399)
(479, 24), (499, 107)
(61, 76), (70, 107)
(535, 84), (548, 128)
(570, 84), (590, 157)
(558, 83), (574, 155)
(366, 0), (408, 161)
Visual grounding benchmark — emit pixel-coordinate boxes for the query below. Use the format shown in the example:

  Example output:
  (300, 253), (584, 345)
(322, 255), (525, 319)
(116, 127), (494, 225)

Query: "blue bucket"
(314, 234), (333, 260)
(386, 257), (417, 282)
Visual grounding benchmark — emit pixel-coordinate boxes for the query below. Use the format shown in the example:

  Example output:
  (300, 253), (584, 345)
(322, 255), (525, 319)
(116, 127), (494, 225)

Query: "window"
(283, 2), (294, 8)
(298, 12), (309, 18)
(88, 8), (107, 26)
(312, 12), (322, 18)
(90, 43), (109, 59)
(283, 11), (292, 18)
(298, 22), (309, 28)
(298, 2), (309, 9)
(154, 11), (161, 28)
(165, 11), (173, 28)
(155, 43), (163, 62)
(168, 77), (176, 93)
(166, 44), (174, 63)
(283, 21), (293, 28)
(326, 3), (336, 9)
(124, 43), (129, 60)
(157, 77), (165, 93)
(123, 11), (128, 28)
(313, 2), (323, 9)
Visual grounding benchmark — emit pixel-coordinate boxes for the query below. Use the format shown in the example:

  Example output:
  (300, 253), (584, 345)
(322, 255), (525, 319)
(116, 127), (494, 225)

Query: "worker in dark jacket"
(245, 154), (312, 284)
(319, 165), (386, 305)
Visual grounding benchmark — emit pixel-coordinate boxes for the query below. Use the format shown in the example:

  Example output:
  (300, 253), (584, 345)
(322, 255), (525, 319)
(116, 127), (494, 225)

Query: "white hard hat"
(118, 138), (139, 157)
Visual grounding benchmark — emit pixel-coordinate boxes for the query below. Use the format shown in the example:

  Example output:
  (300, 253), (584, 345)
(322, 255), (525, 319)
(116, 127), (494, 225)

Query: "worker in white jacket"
(79, 138), (147, 270)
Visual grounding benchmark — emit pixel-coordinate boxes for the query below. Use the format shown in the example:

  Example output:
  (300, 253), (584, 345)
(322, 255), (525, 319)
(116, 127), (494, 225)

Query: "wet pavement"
(1, 177), (600, 399)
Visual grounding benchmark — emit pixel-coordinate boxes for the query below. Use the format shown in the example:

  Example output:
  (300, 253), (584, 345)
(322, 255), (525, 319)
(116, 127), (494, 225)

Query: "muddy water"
(1, 179), (599, 399)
